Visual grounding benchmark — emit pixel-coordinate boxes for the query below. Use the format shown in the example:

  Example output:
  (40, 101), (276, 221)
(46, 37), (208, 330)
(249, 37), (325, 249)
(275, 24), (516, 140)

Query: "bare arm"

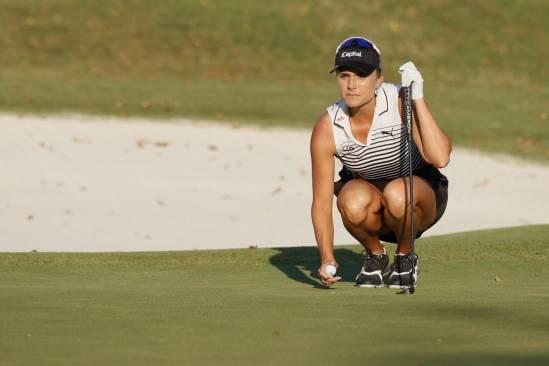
(399, 90), (452, 168)
(310, 112), (340, 285)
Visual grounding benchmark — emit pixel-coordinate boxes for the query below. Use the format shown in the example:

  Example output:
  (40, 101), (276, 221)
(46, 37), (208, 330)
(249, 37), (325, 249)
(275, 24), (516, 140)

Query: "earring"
(374, 87), (379, 96)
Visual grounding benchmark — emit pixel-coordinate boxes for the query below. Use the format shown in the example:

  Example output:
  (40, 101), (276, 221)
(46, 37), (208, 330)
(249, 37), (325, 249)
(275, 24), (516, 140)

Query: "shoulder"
(311, 112), (336, 155)
(380, 82), (402, 96)
(312, 112), (333, 140)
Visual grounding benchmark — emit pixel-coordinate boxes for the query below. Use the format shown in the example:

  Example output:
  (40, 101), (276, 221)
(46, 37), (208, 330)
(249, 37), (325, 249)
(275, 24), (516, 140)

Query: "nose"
(347, 75), (357, 90)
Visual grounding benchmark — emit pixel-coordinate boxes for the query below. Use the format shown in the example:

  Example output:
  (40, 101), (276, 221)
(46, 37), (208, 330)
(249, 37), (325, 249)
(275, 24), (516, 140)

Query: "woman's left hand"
(399, 62), (424, 100)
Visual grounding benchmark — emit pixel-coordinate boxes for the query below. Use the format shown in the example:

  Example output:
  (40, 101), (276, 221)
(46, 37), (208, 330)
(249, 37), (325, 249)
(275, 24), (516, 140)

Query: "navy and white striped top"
(327, 83), (425, 181)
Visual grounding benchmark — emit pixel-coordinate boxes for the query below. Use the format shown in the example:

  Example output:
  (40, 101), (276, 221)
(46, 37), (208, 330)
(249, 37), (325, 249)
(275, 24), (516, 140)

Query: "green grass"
(1, 0), (549, 162)
(2, 225), (549, 365)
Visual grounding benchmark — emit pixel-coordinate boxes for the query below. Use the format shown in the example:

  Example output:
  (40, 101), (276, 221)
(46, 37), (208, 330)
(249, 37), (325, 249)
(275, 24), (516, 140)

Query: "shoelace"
(360, 250), (386, 272)
(391, 253), (418, 272)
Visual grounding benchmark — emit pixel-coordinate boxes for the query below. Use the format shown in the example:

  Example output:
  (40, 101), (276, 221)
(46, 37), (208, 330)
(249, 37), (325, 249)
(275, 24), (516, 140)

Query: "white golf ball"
(325, 265), (337, 276)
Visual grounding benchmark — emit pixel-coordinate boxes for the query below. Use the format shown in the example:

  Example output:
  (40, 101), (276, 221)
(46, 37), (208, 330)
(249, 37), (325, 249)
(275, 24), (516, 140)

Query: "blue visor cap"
(330, 46), (381, 75)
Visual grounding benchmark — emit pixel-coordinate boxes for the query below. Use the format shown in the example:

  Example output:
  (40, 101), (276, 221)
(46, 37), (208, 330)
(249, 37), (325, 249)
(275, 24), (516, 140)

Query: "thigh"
(382, 176), (437, 232)
(336, 179), (385, 213)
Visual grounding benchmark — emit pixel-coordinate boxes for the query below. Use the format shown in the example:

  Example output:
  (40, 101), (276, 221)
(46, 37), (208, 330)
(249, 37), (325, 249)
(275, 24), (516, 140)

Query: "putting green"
(1, 225), (548, 365)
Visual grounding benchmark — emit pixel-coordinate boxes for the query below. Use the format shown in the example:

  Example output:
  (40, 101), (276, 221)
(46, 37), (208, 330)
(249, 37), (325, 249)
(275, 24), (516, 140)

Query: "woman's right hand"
(318, 260), (341, 287)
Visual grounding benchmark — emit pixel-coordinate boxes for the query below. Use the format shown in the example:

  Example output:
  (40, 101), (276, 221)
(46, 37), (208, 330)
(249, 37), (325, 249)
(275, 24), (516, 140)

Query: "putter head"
(396, 286), (415, 295)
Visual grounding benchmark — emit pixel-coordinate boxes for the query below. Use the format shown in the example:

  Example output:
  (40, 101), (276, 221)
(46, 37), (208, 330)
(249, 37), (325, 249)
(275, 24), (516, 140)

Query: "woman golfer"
(311, 37), (451, 289)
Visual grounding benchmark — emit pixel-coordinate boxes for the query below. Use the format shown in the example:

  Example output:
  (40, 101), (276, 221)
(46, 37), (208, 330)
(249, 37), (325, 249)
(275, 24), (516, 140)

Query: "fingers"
(398, 61), (424, 99)
(318, 261), (342, 287)
(398, 61), (417, 74)
(320, 275), (341, 287)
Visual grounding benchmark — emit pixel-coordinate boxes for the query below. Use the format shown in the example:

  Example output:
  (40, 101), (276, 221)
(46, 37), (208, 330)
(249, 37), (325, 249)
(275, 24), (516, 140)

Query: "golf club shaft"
(404, 84), (416, 276)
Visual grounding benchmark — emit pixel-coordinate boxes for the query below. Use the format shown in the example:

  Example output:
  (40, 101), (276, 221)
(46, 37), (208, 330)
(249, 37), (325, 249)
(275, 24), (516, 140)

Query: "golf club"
(397, 83), (416, 295)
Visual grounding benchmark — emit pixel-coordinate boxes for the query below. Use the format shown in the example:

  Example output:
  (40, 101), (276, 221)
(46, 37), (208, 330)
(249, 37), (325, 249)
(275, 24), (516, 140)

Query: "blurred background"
(1, 0), (549, 252)
(1, 0), (548, 160)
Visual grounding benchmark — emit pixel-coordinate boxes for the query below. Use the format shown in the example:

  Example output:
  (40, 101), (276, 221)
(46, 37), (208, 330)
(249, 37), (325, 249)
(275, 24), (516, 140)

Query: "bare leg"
(382, 177), (437, 254)
(336, 180), (389, 254)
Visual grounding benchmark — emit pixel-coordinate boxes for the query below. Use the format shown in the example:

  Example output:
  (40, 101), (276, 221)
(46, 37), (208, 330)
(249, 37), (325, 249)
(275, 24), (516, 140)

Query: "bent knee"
(337, 194), (380, 227)
(383, 183), (409, 218)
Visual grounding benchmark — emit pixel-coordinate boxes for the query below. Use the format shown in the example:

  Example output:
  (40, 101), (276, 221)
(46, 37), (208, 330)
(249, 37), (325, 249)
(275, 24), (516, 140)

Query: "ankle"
(366, 244), (385, 255)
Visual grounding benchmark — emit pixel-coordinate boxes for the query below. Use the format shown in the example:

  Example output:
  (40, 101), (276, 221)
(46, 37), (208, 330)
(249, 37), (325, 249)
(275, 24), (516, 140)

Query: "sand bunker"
(1, 113), (548, 252)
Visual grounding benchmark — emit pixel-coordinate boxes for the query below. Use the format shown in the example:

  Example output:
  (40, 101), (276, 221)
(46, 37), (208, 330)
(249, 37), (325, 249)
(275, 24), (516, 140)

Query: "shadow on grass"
(269, 247), (364, 289)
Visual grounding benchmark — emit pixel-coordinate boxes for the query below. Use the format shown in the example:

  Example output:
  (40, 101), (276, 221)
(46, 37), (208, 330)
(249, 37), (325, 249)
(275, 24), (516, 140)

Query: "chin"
(343, 99), (363, 108)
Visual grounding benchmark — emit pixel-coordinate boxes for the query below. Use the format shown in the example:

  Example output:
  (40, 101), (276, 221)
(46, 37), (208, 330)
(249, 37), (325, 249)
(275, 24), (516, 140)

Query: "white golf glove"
(398, 62), (424, 100)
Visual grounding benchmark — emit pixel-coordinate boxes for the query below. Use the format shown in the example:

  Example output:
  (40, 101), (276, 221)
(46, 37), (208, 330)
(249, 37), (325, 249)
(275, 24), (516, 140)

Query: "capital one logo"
(341, 51), (362, 58)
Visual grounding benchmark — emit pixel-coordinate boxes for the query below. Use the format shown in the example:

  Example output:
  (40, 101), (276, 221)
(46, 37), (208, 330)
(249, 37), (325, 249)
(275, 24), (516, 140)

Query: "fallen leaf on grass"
(271, 331), (280, 336)
(271, 187), (282, 195)
(495, 276), (501, 282)
(248, 246), (257, 250)
(437, 339), (443, 343)
(141, 100), (153, 109)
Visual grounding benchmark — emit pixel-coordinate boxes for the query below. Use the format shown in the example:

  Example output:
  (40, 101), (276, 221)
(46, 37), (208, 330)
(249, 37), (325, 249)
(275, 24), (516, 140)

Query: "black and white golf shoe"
(388, 253), (420, 289)
(355, 247), (390, 288)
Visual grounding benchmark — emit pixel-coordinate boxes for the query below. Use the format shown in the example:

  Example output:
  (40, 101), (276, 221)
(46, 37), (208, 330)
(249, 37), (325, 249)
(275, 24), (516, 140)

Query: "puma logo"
(381, 129), (395, 139)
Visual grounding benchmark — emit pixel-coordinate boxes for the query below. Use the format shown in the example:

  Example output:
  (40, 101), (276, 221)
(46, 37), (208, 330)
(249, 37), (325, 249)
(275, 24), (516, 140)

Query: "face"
(336, 67), (383, 108)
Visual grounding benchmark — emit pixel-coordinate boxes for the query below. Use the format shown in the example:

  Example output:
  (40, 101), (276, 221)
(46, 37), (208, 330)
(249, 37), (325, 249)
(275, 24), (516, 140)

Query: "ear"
(377, 74), (384, 88)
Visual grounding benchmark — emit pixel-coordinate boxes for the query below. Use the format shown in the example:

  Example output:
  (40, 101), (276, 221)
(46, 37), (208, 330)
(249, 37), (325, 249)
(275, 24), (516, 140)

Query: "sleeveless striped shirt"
(327, 83), (425, 181)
